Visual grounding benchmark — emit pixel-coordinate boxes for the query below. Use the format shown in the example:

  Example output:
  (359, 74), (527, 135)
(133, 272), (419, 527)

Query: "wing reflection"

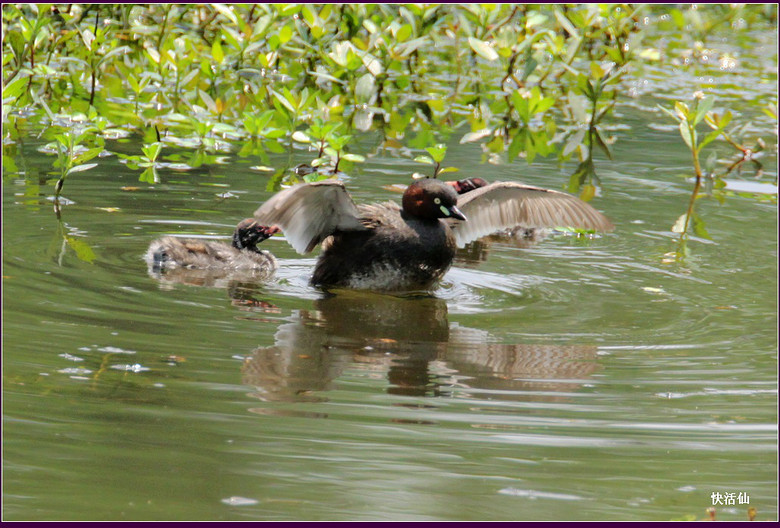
(241, 291), (600, 403)
(454, 228), (562, 268)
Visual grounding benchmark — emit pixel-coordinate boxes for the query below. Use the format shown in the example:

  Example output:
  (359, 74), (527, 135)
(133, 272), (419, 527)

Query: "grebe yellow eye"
(434, 197), (441, 204)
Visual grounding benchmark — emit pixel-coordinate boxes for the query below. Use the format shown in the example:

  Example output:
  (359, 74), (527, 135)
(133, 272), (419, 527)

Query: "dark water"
(3, 41), (777, 523)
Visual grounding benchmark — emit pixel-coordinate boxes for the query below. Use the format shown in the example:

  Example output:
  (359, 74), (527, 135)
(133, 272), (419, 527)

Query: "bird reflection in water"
(146, 258), (601, 404)
(146, 263), (282, 315)
(241, 291), (600, 404)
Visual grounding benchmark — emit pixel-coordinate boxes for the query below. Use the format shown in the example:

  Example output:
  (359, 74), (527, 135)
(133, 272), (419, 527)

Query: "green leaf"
(693, 95), (714, 126)
(72, 147), (102, 166)
(576, 74), (595, 99)
(679, 121), (694, 150)
(139, 166), (158, 184)
(341, 153), (365, 163)
(414, 155), (434, 165)
(212, 38), (224, 64)
(142, 142), (163, 161)
(222, 27), (242, 50)
(65, 236), (96, 263)
(697, 129), (722, 153)
(670, 9), (685, 29)
(507, 131), (525, 160)
(657, 104), (680, 122)
(674, 101), (690, 121)
(212, 4), (238, 25)
(362, 52), (383, 76)
(263, 128), (287, 139)
(396, 23), (412, 42)
(301, 5), (316, 25)
(525, 136), (536, 164)
(526, 13), (548, 28)
(531, 96), (555, 115)
(553, 9), (579, 39)
(199, 89), (217, 113)
(604, 47), (624, 63)
(279, 24), (293, 44)
(589, 62), (604, 79)
(396, 36), (428, 58)
(511, 91), (529, 122)
(67, 163), (98, 175)
(427, 99), (445, 113)
(2, 75), (29, 100)
(329, 41), (354, 68)
(80, 28), (96, 51)
(520, 57), (538, 81)
(704, 110), (732, 131)
(271, 89), (296, 115)
(425, 144), (447, 163)
(98, 45), (131, 65)
(468, 37), (498, 61)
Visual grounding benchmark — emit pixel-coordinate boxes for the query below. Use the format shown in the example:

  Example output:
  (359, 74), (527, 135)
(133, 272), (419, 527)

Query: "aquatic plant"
(2, 4), (776, 234)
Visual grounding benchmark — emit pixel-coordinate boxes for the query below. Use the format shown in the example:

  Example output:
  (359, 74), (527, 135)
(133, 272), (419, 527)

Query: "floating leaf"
(67, 163), (98, 175)
(341, 153), (365, 162)
(65, 236), (96, 263)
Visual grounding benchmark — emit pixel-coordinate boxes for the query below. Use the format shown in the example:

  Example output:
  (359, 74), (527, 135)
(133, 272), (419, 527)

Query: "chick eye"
(434, 197), (441, 204)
